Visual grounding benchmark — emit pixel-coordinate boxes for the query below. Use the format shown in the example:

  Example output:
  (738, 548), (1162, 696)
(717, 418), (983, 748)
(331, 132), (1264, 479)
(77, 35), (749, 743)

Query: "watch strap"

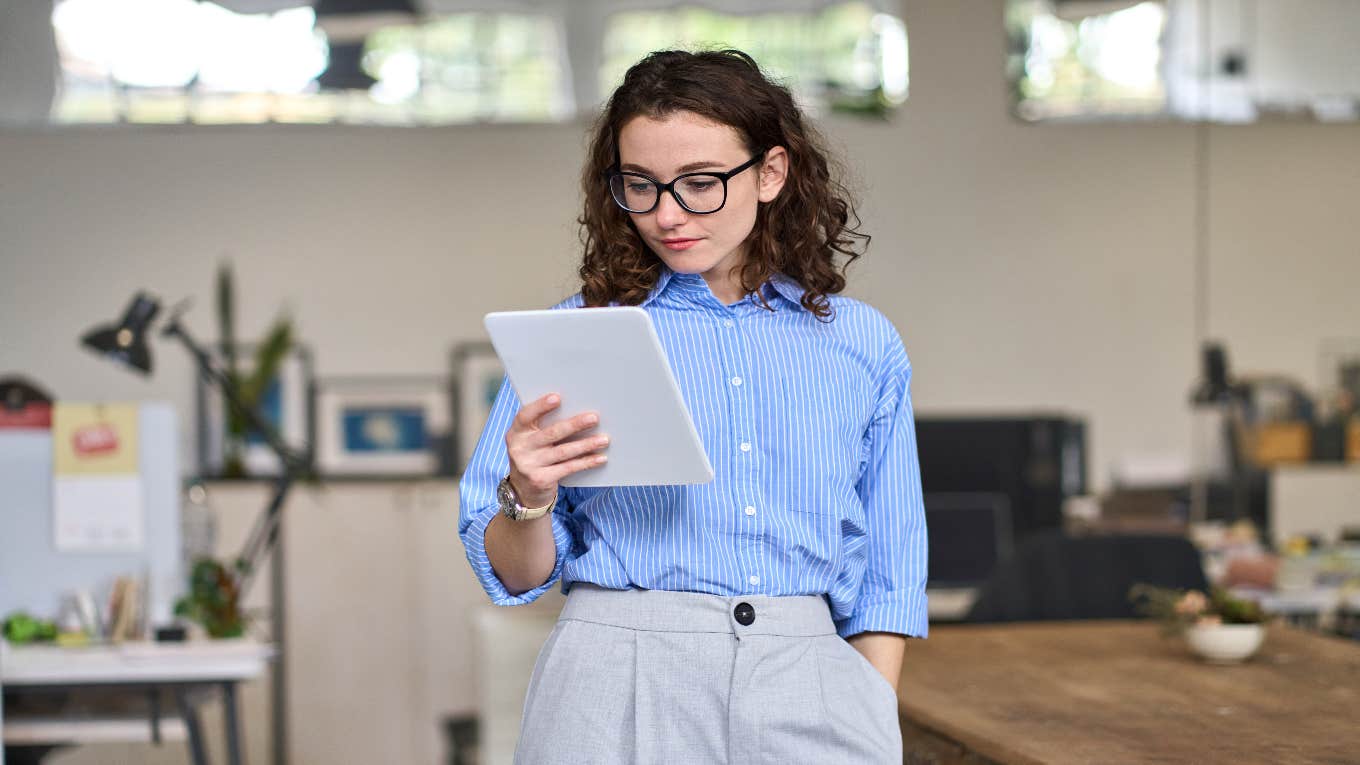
(499, 477), (555, 521)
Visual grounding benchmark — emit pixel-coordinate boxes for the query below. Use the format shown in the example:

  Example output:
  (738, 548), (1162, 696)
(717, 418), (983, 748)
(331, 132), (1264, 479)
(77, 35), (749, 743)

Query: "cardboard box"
(1244, 422), (1311, 466)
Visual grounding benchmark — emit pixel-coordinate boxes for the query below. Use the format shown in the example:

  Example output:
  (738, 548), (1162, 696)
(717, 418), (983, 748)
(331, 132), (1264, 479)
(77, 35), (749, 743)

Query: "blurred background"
(1, 1), (1357, 764)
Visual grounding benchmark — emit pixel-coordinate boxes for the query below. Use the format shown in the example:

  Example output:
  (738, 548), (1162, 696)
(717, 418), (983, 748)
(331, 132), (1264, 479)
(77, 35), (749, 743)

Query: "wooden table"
(896, 621), (1360, 765)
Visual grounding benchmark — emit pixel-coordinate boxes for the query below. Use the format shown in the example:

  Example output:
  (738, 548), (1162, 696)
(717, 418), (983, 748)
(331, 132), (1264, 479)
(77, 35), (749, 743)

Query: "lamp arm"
(235, 472), (293, 598)
(160, 314), (305, 598)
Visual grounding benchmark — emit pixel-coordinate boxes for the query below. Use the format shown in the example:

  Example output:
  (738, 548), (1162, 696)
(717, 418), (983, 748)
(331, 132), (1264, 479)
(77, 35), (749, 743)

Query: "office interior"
(2, 1), (1358, 764)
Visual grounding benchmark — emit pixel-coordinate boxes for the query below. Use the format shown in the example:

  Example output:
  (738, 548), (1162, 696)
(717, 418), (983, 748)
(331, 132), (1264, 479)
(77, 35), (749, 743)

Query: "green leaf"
(217, 261), (238, 376)
(240, 318), (294, 410)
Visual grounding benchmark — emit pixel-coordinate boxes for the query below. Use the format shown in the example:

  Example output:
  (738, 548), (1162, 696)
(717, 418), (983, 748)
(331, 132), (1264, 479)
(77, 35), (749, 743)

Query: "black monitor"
(915, 415), (1086, 542)
(925, 492), (1013, 589)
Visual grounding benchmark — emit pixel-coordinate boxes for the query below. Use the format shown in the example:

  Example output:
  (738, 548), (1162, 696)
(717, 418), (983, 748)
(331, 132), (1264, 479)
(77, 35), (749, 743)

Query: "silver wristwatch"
(497, 477), (554, 521)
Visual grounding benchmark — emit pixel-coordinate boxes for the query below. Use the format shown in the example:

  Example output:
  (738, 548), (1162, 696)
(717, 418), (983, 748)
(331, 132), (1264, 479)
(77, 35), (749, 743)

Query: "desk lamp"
(81, 291), (310, 598)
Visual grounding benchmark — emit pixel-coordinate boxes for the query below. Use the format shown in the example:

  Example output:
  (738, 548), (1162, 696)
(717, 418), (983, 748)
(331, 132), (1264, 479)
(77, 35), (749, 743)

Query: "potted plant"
(174, 558), (246, 639)
(1130, 584), (1269, 664)
(216, 261), (295, 479)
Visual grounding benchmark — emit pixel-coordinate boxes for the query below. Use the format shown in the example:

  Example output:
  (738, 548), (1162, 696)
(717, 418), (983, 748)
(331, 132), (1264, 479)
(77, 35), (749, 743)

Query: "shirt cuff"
(835, 588), (930, 639)
(461, 504), (573, 606)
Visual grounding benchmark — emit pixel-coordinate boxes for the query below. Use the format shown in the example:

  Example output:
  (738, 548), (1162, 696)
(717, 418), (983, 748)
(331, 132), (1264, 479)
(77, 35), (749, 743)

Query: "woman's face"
(616, 111), (785, 294)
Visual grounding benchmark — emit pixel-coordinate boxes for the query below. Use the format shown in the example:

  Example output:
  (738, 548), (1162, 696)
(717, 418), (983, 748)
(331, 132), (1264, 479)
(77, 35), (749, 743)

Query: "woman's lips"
(661, 238), (701, 251)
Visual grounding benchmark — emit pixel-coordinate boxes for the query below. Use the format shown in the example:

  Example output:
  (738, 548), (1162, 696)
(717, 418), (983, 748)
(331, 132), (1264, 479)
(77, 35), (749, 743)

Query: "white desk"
(926, 587), (980, 622)
(2, 639), (273, 765)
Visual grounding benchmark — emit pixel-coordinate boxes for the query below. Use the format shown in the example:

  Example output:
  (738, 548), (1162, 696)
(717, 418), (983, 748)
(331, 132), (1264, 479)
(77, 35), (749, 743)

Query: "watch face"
(497, 478), (521, 520)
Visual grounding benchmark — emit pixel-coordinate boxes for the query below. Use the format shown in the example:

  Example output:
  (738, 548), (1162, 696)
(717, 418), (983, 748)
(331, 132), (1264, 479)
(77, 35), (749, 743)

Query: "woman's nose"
(653, 190), (688, 228)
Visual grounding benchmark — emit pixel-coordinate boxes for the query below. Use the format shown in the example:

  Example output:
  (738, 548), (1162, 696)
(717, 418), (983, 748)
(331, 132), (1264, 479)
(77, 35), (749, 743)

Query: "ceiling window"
(22, 0), (908, 127)
(1008, 0), (1360, 123)
(47, 0), (567, 125)
(1006, 0), (1167, 122)
(602, 3), (909, 118)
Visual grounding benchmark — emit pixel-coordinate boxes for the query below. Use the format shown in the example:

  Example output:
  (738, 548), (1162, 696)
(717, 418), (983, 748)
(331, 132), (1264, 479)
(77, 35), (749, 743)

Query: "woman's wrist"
(507, 474), (556, 511)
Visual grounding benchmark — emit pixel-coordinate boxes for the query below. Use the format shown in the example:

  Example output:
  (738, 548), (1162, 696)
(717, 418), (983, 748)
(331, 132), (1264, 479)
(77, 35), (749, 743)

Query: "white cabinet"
(1269, 465), (1360, 546)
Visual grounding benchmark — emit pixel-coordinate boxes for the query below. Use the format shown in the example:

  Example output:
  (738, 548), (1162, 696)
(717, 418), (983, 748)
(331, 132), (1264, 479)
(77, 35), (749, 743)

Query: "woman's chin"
(653, 252), (707, 274)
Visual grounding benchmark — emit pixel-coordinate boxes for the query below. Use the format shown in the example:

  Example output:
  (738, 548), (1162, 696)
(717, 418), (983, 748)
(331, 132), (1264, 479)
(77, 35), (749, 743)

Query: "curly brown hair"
(577, 49), (870, 320)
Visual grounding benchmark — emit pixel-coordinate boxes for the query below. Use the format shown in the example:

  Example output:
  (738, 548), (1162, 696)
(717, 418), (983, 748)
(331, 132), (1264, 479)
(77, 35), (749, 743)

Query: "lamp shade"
(314, 0), (418, 44)
(1190, 342), (1232, 405)
(317, 41), (377, 90)
(80, 292), (161, 375)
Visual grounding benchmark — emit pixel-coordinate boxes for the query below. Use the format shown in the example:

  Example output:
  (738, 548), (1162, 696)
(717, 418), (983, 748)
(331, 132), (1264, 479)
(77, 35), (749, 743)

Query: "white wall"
(2, 0), (1357, 493)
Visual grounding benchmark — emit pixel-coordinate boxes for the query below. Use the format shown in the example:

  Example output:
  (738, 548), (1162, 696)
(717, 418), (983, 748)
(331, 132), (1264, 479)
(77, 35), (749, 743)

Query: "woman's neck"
(700, 261), (746, 306)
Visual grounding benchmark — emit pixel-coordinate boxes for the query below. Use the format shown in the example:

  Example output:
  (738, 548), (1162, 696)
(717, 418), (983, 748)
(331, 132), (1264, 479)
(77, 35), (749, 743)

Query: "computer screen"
(925, 492), (1012, 588)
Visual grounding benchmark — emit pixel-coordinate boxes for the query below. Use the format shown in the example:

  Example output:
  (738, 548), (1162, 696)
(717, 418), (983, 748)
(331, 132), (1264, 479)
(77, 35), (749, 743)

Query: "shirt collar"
(643, 265), (808, 312)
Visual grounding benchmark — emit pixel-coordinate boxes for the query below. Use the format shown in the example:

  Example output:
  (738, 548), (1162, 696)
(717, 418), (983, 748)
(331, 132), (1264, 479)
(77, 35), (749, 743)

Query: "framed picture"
(314, 376), (451, 478)
(196, 344), (315, 478)
(451, 341), (506, 474)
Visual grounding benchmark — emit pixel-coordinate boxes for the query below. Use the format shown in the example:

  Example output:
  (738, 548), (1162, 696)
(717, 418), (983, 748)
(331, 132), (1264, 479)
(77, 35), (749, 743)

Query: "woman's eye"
(685, 180), (717, 191)
(626, 182), (653, 193)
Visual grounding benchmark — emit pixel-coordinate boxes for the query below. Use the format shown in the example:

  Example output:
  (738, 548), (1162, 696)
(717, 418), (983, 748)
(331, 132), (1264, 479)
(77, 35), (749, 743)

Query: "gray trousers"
(514, 584), (902, 764)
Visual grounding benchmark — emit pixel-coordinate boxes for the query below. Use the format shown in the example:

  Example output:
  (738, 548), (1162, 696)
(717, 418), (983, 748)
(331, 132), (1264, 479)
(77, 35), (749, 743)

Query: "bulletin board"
(0, 402), (182, 626)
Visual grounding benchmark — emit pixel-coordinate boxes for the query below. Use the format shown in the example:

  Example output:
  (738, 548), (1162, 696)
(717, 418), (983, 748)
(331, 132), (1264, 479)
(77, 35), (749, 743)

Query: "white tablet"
(483, 306), (714, 487)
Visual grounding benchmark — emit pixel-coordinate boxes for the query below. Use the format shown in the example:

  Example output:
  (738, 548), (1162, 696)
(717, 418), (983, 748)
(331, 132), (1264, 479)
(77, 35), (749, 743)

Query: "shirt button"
(744, 505), (756, 516)
(740, 442), (751, 452)
(734, 602), (755, 626)
(748, 575), (760, 586)
(731, 376), (743, 387)
(723, 319), (735, 328)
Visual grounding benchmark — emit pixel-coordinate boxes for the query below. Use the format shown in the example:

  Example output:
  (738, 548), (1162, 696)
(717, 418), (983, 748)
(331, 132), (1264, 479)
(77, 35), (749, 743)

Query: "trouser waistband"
(560, 583), (837, 637)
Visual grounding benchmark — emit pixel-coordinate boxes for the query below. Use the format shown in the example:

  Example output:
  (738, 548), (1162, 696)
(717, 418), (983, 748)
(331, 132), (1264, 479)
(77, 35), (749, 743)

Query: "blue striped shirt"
(458, 267), (929, 638)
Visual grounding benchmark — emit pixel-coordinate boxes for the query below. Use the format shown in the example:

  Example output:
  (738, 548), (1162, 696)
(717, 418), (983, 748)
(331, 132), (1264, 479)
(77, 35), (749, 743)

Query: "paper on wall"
(51, 403), (144, 552)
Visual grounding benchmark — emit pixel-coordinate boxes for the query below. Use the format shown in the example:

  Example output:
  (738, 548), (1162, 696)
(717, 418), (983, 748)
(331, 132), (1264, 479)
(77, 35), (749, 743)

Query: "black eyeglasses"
(606, 153), (765, 215)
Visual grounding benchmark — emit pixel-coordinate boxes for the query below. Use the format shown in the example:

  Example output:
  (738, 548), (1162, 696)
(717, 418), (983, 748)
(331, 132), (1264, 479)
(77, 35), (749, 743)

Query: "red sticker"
(72, 423), (120, 456)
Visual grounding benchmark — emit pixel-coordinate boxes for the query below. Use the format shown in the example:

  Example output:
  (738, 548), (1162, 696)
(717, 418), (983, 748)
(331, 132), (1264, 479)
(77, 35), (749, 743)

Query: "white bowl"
(1184, 623), (1265, 664)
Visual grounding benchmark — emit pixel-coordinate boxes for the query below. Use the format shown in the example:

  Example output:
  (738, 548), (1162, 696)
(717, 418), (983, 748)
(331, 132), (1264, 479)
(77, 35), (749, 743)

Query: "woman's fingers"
(513, 393), (562, 430)
(527, 411), (600, 449)
(504, 395), (608, 503)
(546, 434), (610, 465)
(509, 443), (607, 505)
(543, 452), (609, 485)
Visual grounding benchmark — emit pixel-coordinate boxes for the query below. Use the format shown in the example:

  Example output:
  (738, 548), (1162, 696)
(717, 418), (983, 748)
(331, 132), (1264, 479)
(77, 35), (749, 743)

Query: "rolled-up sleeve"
(836, 329), (929, 639)
(457, 374), (576, 606)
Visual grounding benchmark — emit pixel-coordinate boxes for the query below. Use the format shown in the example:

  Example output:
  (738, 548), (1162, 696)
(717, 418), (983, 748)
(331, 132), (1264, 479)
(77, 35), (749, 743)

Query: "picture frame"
(196, 343), (316, 478)
(450, 341), (507, 474)
(314, 375), (452, 478)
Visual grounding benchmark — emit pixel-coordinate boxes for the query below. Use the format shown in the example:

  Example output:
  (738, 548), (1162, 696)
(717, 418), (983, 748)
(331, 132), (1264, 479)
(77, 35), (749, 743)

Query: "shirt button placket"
(721, 306), (762, 595)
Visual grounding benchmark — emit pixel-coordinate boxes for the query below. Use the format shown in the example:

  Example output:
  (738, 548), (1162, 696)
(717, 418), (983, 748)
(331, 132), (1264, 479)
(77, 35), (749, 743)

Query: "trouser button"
(734, 602), (755, 626)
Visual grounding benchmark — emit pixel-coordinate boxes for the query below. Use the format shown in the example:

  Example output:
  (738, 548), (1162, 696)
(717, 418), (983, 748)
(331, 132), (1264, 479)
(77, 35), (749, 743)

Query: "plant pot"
(1184, 623), (1265, 664)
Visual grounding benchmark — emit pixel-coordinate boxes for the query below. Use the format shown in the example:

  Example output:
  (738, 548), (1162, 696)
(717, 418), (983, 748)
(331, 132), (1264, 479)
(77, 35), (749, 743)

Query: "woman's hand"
(505, 393), (609, 508)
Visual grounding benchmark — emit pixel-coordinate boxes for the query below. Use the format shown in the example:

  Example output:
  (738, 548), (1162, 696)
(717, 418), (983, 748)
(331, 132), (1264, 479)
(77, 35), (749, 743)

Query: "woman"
(459, 49), (927, 763)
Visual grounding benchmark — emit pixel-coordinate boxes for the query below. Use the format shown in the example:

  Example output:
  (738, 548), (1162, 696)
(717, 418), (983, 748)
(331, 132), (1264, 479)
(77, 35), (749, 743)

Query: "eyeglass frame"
(604, 151), (767, 215)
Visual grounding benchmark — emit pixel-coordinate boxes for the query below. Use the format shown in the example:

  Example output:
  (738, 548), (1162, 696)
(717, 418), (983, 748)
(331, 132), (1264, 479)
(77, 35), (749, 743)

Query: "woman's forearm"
(484, 512), (558, 595)
(848, 631), (907, 692)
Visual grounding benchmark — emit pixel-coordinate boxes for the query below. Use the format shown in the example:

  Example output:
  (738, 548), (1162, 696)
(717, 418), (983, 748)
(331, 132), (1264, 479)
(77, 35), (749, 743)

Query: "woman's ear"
(757, 146), (789, 203)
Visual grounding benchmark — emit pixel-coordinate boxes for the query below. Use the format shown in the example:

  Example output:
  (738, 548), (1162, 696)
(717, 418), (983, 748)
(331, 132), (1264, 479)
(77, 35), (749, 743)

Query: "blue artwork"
(244, 377), (283, 447)
(341, 406), (428, 453)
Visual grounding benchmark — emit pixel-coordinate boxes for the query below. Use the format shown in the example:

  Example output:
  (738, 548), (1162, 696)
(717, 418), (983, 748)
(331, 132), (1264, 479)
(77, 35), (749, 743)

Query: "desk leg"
(149, 688), (162, 745)
(223, 681), (244, 765)
(175, 688), (210, 765)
